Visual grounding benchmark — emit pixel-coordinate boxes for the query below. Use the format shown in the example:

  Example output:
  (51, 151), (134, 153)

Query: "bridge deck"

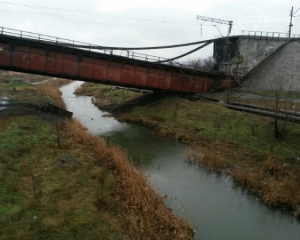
(0, 27), (233, 93)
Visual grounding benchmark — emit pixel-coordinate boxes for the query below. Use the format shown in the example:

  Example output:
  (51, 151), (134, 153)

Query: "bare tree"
(189, 56), (216, 70)
(202, 56), (216, 69)
(188, 58), (202, 70)
(271, 72), (295, 138)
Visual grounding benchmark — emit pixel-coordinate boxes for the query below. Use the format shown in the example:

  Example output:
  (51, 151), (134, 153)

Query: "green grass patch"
(0, 115), (123, 239)
(0, 78), (30, 95)
(0, 78), (124, 239)
(245, 89), (300, 100)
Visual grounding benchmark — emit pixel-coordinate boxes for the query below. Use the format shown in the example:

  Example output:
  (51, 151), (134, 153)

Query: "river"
(0, 96), (9, 111)
(60, 81), (300, 240)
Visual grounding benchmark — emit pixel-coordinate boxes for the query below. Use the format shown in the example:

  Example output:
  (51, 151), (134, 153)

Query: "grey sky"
(1, 0), (299, 61)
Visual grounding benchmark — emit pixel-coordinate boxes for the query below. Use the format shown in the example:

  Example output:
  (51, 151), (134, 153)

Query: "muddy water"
(60, 81), (300, 240)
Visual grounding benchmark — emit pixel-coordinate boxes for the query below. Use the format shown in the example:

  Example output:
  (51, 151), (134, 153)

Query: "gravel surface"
(242, 40), (300, 91)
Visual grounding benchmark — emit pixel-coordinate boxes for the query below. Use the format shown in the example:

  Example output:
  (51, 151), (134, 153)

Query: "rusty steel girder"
(0, 34), (232, 93)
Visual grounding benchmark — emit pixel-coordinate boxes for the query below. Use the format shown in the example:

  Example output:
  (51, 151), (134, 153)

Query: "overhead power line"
(0, 1), (198, 25)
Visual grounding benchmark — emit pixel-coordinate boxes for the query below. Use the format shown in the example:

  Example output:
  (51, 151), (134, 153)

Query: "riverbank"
(0, 76), (193, 239)
(75, 82), (300, 219)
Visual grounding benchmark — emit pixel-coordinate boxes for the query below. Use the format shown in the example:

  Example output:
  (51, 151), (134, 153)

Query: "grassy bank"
(75, 83), (300, 218)
(74, 82), (143, 110)
(0, 77), (193, 239)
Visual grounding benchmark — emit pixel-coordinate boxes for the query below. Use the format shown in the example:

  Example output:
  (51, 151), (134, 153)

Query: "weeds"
(65, 119), (194, 239)
(230, 157), (300, 214)
(35, 80), (69, 108)
(185, 146), (227, 172)
(0, 115), (124, 239)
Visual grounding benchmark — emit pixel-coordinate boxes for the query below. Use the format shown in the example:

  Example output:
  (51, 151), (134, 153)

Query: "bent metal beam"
(0, 33), (233, 94)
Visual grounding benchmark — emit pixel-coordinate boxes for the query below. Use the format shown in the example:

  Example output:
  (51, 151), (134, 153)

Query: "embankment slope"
(243, 40), (300, 91)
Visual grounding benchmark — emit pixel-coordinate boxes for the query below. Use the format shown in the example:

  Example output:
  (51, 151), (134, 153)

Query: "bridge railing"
(242, 30), (289, 40)
(291, 34), (300, 39)
(0, 26), (195, 69)
(241, 30), (300, 40)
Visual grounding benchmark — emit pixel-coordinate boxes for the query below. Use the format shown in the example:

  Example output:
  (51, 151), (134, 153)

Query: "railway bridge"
(1, 27), (299, 93)
(0, 27), (233, 94)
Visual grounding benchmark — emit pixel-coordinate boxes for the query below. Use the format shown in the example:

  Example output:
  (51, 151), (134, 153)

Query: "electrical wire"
(11, 0), (87, 29)
(0, 9), (199, 26)
(0, 1), (198, 25)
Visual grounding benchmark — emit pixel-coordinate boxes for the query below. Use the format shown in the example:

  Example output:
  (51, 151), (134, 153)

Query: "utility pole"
(288, 6), (300, 38)
(288, 7), (294, 38)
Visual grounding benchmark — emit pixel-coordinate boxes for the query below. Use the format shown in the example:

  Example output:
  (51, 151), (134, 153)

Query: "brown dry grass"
(74, 86), (84, 95)
(64, 119), (194, 239)
(185, 144), (300, 217)
(35, 80), (70, 108)
(230, 156), (300, 217)
(185, 146), (227, 172)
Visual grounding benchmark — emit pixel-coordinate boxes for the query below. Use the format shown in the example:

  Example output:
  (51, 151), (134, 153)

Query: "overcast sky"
(1, 0), (300, 62)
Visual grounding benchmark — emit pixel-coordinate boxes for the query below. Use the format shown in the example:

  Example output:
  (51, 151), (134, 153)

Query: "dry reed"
(230, 158), (300, 212)
(64, 119), (194, 239)
(185, 146), (227, 172)
(35, 79), (70, 108)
